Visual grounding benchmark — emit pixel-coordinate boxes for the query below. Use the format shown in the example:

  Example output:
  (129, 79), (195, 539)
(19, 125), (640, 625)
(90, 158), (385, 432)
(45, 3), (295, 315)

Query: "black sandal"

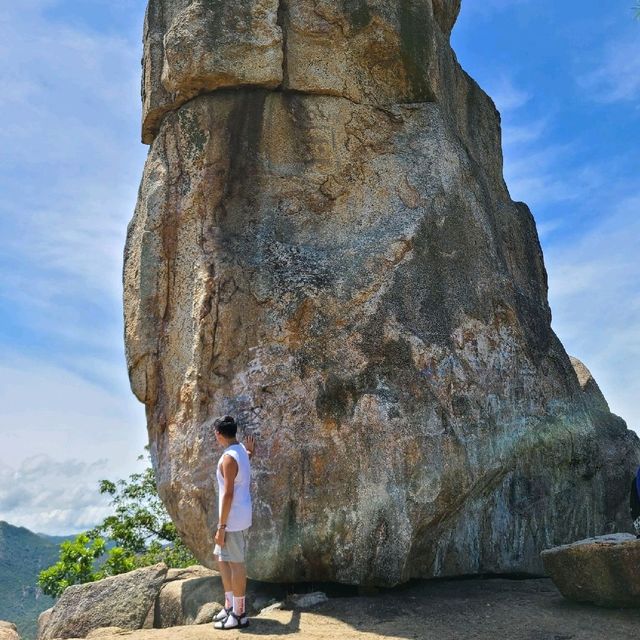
(214, 611), (249, 630)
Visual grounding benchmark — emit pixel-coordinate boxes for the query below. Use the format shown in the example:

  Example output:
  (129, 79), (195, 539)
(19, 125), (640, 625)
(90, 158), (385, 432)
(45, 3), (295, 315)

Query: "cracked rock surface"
(125, 0), (640, 585)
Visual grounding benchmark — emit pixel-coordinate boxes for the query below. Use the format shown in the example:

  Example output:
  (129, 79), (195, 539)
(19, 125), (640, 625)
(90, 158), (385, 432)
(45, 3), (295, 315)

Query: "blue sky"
(0, 0), (638, 534)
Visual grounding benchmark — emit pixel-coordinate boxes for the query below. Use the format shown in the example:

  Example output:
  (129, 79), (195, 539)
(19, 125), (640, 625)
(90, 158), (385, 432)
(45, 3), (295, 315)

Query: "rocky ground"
(65, 578), (640, 640)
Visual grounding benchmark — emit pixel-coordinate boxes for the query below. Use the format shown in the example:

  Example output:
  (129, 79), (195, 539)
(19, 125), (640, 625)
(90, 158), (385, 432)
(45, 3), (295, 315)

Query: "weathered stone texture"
(36, 609), (52, 640)
(432, 0), (461, 34)
(39, 564), (167, 640)
(0, 621), (19, 640)
(142, 0), (283, 143)
(542, 534), (640, 607)
(125, 0), (640, 586)
(141, 0), (474, 144)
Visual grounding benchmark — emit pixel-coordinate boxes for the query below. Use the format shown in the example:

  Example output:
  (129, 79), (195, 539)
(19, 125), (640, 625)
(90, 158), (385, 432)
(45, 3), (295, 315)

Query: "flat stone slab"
(541, 534), (640, 607)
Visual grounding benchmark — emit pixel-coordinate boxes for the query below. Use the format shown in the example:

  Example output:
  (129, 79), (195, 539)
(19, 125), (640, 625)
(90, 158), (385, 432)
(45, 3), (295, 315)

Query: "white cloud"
(0, 459), (116, 534)
(478, 76), (575, 210)
(480, 74), (640, 434)
(504, 143), (587, 208)
(0, 455), (114, 535)
(578, 32), (640, 104)
(486, 77), (614, 213)
(0, 1), (151, 535)
(499, 113), (585, 209)
(0, 0), (147, 388)
(546, 193), (640, 432)
(0, 354), (148, 533)
(487, 76), (532, 114)
(0, 353), (147, 463)
(502, 118), (548, 146)
(0, 1), (146, 307)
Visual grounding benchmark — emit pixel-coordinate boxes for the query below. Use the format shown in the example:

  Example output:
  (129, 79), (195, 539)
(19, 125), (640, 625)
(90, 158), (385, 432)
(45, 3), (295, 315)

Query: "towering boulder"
(124, 0), (640, 586)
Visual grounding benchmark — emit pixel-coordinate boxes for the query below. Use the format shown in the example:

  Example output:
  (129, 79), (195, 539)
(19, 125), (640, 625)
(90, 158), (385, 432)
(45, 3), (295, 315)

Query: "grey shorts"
(214, 529), (248, 563)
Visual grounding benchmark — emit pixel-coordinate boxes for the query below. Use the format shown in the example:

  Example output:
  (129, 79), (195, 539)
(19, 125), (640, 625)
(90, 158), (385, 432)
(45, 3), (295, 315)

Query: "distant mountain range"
(35, 533), (76, 546)
(0, 521), (75, 640)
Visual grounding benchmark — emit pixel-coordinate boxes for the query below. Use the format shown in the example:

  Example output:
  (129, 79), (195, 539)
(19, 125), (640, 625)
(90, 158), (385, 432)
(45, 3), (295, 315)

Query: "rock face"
(37, 610), (52, 640)
(541, 534), (640, 607)
(0, 621), (20, 640)
(140, 0), (466, 144)
(39, 564), (167, 640)
(124, 0), (640, 586)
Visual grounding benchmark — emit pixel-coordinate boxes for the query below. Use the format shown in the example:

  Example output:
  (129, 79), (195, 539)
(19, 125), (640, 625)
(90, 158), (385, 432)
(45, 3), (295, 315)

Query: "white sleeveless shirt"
(217, 443), (252, 532)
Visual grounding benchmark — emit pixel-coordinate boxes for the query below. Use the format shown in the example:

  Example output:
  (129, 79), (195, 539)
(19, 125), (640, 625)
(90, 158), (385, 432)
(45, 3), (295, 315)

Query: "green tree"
(38, 452), (196, 597)
(37, 534), (105, 597)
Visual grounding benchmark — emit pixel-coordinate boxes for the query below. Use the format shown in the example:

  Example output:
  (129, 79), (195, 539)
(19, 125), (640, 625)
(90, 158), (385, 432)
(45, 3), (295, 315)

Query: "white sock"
(233, 595), (246, 616)
(225, 591), (233, 609)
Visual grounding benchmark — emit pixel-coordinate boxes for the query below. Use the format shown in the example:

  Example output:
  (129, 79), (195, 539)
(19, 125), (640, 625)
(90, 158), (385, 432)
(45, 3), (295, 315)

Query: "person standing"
(212, 416), (255, 630)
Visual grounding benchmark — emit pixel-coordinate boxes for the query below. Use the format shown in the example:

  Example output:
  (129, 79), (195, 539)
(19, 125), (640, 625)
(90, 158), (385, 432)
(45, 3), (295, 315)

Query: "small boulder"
(541, 534), (640, 607)
(39, 563), (168, 639)
(154, 575), (222, 627)
(286, 592), (329, 609)
(193, 602), (224, 625)
(259, 601), (284, 614)
(0, 621), (19, 640)
(153, 567), (283, 626)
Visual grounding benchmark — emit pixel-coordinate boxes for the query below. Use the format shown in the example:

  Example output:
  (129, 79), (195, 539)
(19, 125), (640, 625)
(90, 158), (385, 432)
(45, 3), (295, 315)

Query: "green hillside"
(37, 533), (76, 546)
(0, 521), (70, 640)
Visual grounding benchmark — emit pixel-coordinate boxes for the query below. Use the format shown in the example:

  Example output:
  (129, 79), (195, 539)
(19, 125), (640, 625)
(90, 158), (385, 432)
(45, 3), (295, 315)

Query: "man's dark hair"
(214, 415), (237, 438)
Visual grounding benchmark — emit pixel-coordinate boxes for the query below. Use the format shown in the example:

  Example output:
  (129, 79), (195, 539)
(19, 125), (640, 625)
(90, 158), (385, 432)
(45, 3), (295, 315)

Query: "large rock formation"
(124, 0), (640, 586)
